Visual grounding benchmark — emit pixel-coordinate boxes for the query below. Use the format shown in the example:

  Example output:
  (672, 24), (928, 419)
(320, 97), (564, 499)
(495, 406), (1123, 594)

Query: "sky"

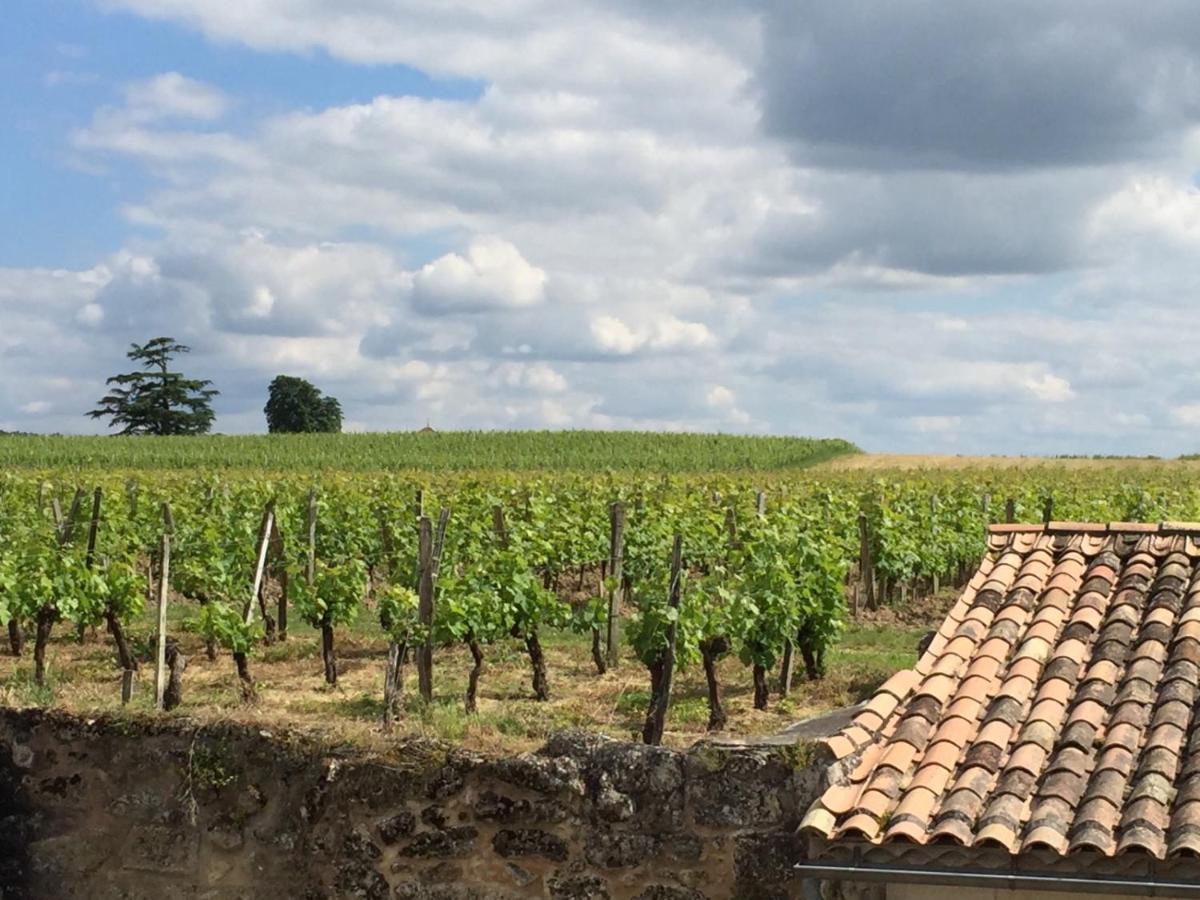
(4, 1), (1200, 454)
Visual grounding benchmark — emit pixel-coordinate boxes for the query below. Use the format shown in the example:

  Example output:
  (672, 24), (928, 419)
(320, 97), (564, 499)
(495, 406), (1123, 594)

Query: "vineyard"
(4, 460), (1200, 749)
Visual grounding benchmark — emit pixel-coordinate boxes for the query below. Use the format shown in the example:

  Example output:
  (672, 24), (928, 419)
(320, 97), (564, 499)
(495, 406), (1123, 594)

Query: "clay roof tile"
(802, 523), (1200, 861)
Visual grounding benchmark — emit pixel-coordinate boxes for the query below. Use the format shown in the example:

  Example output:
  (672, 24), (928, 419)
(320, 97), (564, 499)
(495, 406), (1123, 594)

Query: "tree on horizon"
(88, 337), (218, 435)
(264, 375), (342, 433)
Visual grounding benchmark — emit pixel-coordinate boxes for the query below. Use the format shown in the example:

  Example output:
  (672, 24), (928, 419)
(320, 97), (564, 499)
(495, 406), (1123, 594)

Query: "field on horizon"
(818, 452), (1196, 470)
(0, 431), (858, 473)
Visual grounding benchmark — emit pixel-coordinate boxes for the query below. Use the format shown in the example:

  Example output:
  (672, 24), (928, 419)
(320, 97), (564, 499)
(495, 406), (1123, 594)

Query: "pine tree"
(88, 337), (218, 435)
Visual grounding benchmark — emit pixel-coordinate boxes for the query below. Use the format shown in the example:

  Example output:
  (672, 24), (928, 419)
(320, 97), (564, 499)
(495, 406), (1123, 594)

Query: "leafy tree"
(88, 337), (218, 435)
(264, 376), (342, 433)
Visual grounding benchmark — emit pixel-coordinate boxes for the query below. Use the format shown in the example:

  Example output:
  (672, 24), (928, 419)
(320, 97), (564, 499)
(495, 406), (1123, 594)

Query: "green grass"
(0, 431), (858, 473)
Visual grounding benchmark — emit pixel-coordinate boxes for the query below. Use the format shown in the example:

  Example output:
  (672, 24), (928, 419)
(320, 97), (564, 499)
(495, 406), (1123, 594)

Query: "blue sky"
(4, 1), (1200, 453)
(1, 0), (479, 268)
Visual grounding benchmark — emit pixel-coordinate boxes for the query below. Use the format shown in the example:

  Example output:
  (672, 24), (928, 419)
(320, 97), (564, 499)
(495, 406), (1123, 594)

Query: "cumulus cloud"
(412, 237), (546, 314)
(590, 315), (714, 355)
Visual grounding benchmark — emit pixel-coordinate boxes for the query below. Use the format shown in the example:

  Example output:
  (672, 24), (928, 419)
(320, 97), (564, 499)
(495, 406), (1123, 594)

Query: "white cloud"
(706, 385), (735, 408)
(590, 314), (714, 355)
(590, 316), (642, 355)
(412, 237), (546, 314)
(124, 72), (229, 121)
(1024, 373), (1075, 403)
(491, 362), (568, 394)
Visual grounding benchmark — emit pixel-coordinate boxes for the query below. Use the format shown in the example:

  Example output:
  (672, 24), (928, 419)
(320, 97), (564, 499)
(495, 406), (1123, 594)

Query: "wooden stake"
(305, 488), (317, 590)
(269, 516), (287, 641)
(858, 512), (875, 612)
(85, 487), (102, 567)
(1043, 496), (1054, 525)
(154, 505), (171, 711)
(58, 487), (86, 545)
(644, 534), (682, 746)
(778, 639), (795, 696)
(1005, 498), (1016, 524)
(433, 507), (450, 575)
(245, 501), (275, 626)
(383, 641), (403, 731)
(606, 501), (625, 669)
(756, 491), (766, 517)
(76, 487), (104, 642)
(492, 504), (509, 547)
(416, 516), (434, 702)
(929, 494), (939, 595)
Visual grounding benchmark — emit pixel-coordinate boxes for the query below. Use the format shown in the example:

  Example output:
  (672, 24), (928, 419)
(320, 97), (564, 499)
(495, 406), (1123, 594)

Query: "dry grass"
(818, 453), (1193, 471)
(0, 595), (942, 754)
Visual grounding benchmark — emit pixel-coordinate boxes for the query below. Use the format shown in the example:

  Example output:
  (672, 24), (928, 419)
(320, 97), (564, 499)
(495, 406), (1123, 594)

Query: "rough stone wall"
(0, 709), (826, 900)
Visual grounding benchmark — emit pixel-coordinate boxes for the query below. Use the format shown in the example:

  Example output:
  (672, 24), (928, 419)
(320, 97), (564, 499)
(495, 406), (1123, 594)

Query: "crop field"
(0, 431), (859, 472)
(3, 438), (1200, 751)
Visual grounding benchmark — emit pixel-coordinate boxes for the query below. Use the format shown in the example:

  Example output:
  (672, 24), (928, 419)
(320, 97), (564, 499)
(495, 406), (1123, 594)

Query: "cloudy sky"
(4, 1), (1200, 453)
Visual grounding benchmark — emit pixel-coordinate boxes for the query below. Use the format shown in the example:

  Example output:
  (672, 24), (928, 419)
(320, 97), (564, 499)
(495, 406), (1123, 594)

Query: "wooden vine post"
(492, 504), (509, 547)
(383, 641), (403, 732)
(756, 490), (766, 517)
(1043, 496), (1054, 525)
(778, 639), (796, 697)
(78, 487), (103, 643)
(271, 515), (288, 642)
(857, 512), (875, 613)
(930, 494), (940, 595)
(643, 533), (683, 746)
(606, 501), (625, 669)
(416, 516), (435, 703)
(85, 487), (102, 568)
(234, 500), (274, 702)
(154, 503), (172, 711)
(253, 501), (278, 643)
(1005, 498), (1016, 524)
(301, 487), (317, 642)
(389, 508), (447, 725)
(59, 487), (86, 544)
(246, 501), (275, 623)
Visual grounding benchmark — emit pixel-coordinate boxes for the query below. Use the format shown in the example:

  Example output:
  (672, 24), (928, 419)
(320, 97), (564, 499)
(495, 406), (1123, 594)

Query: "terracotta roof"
(801, 522), (1200, 860)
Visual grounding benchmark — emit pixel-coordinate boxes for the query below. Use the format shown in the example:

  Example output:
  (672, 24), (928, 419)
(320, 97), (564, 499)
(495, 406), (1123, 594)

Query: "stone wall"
(0, 709), (827, 900)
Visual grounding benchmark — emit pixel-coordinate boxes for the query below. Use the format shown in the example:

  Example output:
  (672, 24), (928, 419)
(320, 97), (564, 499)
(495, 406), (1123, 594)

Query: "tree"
(88, 337), (218, 435)
(264, 375), (342, 433)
